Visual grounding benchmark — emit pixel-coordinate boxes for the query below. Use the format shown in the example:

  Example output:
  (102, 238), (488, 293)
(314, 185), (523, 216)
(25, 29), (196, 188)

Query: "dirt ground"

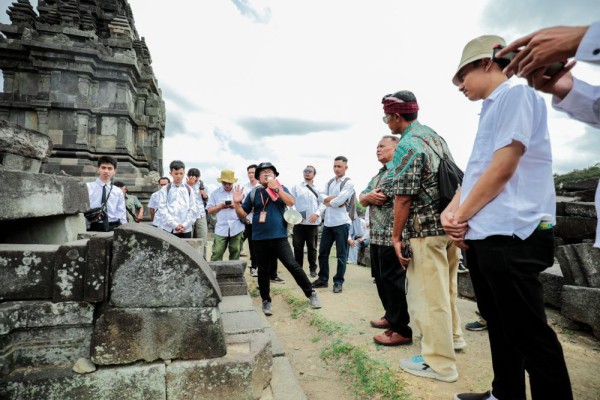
(243, 254), (600, 400)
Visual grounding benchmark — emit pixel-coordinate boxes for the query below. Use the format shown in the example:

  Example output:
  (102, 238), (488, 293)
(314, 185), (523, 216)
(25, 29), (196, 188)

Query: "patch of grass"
(248, 285), (260, 298)
(320, 339), (410, 400)
(273, 289), (411, 400)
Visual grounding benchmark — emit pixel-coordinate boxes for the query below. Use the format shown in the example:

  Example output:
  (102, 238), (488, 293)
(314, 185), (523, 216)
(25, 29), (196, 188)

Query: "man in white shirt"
(447, 35), (572, 400)
(208, 170), (245, 261)
(155, 160), (197, 239)
(312, 156), (354, 294)
(187, 168), (208, 258)
(291, 165), (324, 278)
(86, 156), (127, 232)
(148, 176), (170, 224)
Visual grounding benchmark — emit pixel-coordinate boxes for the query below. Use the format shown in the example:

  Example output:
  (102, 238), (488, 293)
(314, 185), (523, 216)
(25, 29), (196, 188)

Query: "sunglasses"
(303, 169), (315, 174)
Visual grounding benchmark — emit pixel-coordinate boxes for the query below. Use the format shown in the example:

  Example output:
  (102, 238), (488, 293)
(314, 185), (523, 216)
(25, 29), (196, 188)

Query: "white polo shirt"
(208, 186), (245, 237)
(461, 80), (556, 240)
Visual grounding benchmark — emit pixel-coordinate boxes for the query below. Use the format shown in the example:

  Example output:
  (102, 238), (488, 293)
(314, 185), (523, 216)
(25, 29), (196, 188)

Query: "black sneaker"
(311, 279), (328, 288)
(453, 391), (493, 400)
(309, 269), (317, 278)
(270, 277), (286, 284)
(333, 283), (343, 293)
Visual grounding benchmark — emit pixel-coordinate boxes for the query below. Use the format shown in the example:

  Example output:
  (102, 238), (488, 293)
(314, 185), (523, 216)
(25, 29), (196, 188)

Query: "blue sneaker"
(400, 355), (458, 382)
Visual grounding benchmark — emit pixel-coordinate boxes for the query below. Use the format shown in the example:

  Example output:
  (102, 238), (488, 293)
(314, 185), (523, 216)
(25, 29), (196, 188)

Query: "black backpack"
(419, 136), (464, 212)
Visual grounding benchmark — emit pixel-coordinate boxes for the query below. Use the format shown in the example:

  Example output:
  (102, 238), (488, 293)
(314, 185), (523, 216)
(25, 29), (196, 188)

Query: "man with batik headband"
(359, 135), (412, 347)
(382, 91), (465, 382)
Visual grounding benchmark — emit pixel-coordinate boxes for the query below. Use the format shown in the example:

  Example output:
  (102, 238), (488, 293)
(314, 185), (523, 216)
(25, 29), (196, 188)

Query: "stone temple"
(0, 0), (165, 206)
(0, 1), (287, 398)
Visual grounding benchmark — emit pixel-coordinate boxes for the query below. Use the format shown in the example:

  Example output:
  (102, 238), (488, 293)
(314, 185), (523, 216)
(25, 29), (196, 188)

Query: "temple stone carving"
(0, 0), (165, 206)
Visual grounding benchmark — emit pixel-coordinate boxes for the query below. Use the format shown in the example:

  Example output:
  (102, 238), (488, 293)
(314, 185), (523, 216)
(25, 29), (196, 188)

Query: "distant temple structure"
(0, 0), (165, 184)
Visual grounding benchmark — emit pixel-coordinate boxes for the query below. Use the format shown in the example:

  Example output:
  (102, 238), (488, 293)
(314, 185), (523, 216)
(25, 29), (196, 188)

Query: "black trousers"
(89, 221), (120, 232)
(370, 244), (412, 338)
(254, 238), (313, 302)
(172, 231), (192, 239)
(467, 229), (572, 400)
(246, 223), (278, 279)
(292, 224), (319, 272)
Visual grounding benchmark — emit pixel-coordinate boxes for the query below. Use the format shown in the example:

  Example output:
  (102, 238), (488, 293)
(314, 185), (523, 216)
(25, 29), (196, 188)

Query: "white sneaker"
(250, 267), (258, 277)
(309, 291), (322, 309)
(454, 338), (468, 350)
(400, 355), (458, 382)
(262, 300), (272, 316)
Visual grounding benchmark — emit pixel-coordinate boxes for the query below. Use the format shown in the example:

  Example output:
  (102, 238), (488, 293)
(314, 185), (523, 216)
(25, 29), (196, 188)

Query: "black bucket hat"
(254, 162), (279, 179)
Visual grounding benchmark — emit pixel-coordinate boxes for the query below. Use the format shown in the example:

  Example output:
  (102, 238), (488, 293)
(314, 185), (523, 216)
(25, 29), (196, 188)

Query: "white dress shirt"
(155, 183), (197, 234)
(461, 80), (555, 240)
(148, 190), (161, 226)
(208, 186), (245, 237)
(191, 182), (206, 219)
(290, 181), (324, 225)
(86, 179), (127, 224)
(322, 176), (354, 227)
(552, 21), (600, 128)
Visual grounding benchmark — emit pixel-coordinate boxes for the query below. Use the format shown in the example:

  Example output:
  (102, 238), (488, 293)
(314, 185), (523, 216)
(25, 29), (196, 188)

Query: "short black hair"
(187, 168), (200, 177)
(169, 160), (185, 171)
(97, 156), (117, 168)
(305, 165), (317, 174)
(334, 156), (348, 163)
(113, 181), (125, 188)
(159, 176), (170, 183)
(247, 164), (258, 171)
(390, 90), (418, 121)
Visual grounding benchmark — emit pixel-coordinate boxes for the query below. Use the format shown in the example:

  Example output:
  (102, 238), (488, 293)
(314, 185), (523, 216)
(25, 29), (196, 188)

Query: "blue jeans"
(317, 224), (350, 285)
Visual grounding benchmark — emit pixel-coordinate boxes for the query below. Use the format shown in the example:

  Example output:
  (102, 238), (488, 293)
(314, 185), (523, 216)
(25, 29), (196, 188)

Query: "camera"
(492, 44), (564, 77)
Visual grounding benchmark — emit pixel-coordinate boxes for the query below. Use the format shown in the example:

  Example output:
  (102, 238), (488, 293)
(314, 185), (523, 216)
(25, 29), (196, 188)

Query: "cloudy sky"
(1, 0), (599, 192)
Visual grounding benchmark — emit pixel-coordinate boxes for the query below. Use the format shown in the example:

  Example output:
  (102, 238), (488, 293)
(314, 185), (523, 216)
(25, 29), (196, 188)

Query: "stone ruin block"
(110, 224), (221, 308)
(457, 272), (475, 299)
(555, 243), (600, 288)
(209, 260), (248, 297)
(52, 239), (88, 302)
(0, 362), (166, 400)
(166, 332), (272, 400)
(0, 119), (52, 173)
(561, 285), (600, 339)
(91, 307), (226, 365)
(0, 244), (58, 300)
(554, 216), (597, 240)
(564, 201), (597, 219)
(83, 233), (112, 303)
(0, 170), (89, 222)
(0, 301), (94, 377)
(540, 263), (565, 308)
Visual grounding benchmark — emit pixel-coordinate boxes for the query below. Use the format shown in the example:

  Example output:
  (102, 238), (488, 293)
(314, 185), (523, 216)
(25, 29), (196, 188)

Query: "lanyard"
(259, 189), (270, 209)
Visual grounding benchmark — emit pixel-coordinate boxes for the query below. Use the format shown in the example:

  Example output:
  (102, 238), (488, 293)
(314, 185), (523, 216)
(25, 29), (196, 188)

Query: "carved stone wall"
(0, 0), (165, 187)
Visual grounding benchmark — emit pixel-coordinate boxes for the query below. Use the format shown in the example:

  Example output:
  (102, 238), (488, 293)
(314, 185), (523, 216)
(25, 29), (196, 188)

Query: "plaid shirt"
(389, 121), (455, 239)
(362, 163), (395, 246)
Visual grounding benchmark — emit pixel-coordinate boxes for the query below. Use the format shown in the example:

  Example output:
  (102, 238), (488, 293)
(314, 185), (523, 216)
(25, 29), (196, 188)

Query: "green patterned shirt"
(362, 163), (395, 246)
(389, 121), (454, 239)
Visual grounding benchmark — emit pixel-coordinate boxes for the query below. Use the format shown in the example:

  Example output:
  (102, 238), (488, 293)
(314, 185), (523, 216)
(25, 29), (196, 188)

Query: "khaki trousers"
(407, 234), (463, 376)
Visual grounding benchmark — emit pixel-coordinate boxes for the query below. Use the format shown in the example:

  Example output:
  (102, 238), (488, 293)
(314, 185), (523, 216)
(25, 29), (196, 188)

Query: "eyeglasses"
(382, 115), (391, 124)
(303, 169), (314, 174)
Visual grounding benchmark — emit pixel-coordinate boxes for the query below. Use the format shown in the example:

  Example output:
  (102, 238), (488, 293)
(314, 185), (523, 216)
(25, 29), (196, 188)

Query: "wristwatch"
(273, 187), (280, 193)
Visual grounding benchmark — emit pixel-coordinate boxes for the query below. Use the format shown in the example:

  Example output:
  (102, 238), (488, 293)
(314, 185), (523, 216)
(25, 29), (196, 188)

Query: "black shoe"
(453, 391), (493, 400)
(311, 279), (328, 288)
(309, 269), (317, 278)
(333, 283), (343, 293)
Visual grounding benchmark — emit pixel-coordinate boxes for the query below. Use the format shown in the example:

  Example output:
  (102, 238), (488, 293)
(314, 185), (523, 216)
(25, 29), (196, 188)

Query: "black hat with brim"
(254, 162), (279, 180)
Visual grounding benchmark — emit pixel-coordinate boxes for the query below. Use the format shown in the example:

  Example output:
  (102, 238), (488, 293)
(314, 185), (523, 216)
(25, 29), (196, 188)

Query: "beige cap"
(452, 35), (505, 86)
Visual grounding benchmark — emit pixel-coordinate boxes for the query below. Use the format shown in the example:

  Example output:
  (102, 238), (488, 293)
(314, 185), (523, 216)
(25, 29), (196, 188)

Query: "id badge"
(259, 211), (267, 223)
